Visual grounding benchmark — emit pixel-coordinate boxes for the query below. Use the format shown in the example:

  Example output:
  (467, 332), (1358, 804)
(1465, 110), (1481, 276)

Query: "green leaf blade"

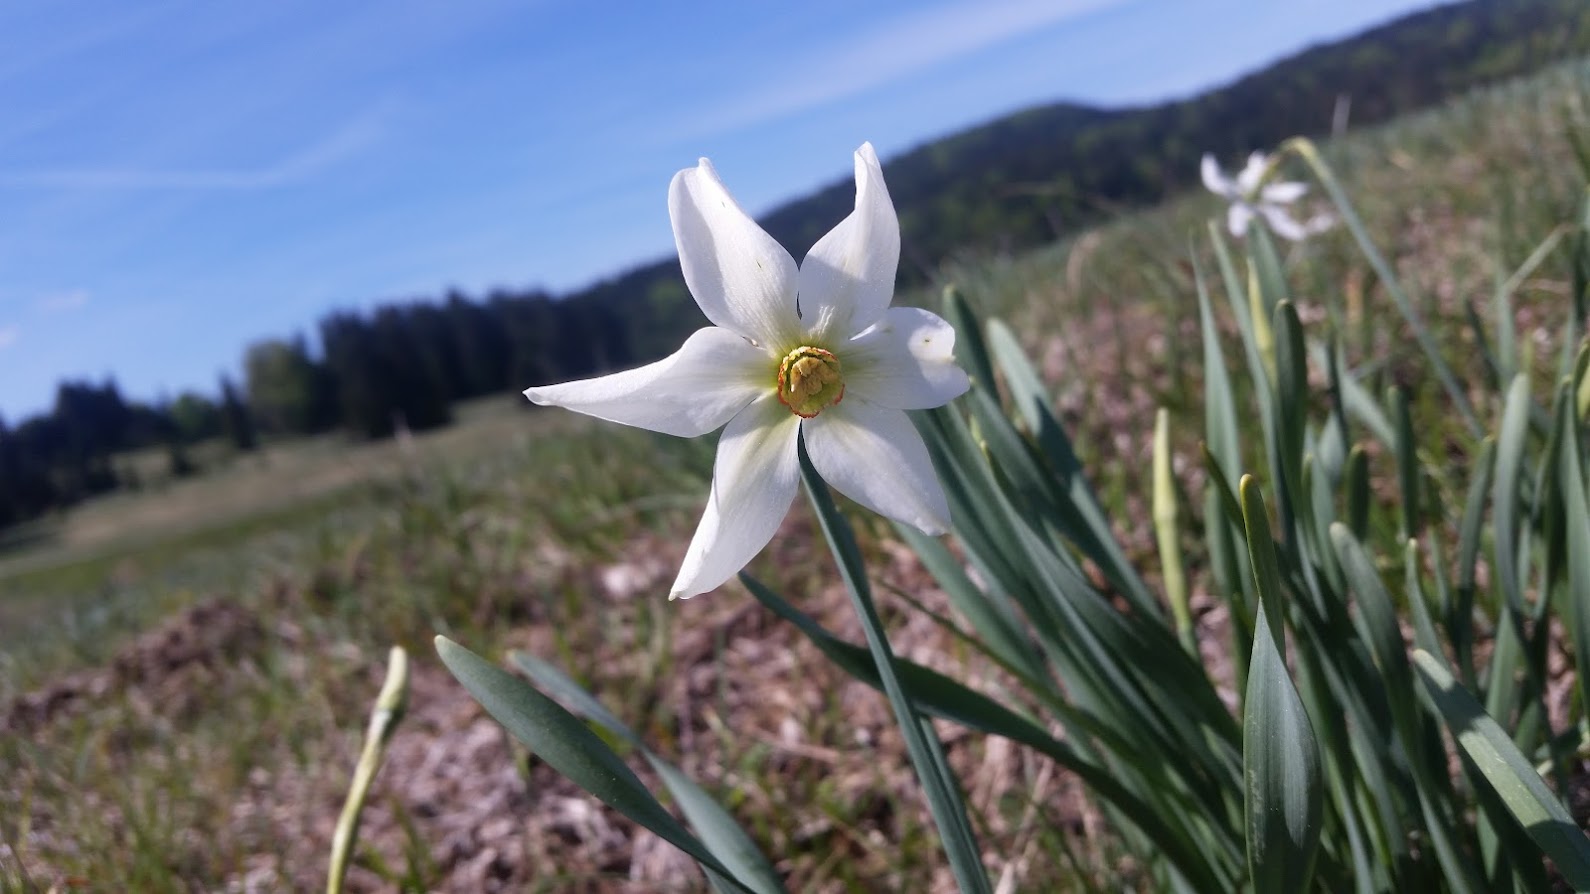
(435, 636), (752, 892)
(1413, 650), (1590, 890)
(1244, 602), (1324, 893)
(506, 651), (788, 894)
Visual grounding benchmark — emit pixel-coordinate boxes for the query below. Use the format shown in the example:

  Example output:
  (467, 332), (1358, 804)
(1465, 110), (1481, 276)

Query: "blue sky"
(0, 0), (1442, 420)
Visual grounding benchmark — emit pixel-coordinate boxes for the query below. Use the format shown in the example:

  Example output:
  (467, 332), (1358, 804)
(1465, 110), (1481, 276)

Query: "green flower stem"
(327, 646), (410, 894)
(1152, 408), (1193, 652)
(796, 438), (991, 894)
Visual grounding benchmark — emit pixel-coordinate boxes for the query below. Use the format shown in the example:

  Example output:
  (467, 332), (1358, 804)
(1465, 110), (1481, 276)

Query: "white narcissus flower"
(525, 143), (970, 599)
(1200, 151), (1334, 241)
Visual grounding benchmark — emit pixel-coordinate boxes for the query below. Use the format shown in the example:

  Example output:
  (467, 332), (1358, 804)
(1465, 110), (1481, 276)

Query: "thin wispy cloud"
(35, 290), (88, 313)
(0, 3), (174, 88)
(670, 0), (1128, 140)
(0, 104), (388, 191)
(0, 325), (18, 350)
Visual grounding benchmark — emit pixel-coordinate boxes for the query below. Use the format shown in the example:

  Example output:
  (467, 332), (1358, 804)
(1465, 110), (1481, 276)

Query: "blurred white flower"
(1201, 151), (1333, 241)
(526, 143), (969, 599)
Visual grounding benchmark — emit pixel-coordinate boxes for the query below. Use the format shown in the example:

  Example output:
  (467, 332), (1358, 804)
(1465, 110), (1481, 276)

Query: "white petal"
(670, 395), (801, 599)
(803, 398), (950, 535)
(1236, 152), (1268, 195)
(1305, 212), (1336, 235)
(1200, 153), (1235, 197)
(844, 307), (970, 409)
(524, 327), (769, 437)
(1260, 205), (1310, 241)
(1260, 181), (1307, 204)
(796, 142), (901, 341)
(670, 158), (801, 347)
(1227, 203), (1254, 237)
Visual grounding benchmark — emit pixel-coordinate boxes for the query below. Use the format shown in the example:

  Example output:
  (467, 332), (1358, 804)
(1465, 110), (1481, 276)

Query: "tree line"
(3, 0), (1587, 531)
(0, 286), (653, 530)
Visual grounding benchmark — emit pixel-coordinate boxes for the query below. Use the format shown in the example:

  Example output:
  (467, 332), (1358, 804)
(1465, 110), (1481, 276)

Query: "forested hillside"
(3, 0), (1588, 530)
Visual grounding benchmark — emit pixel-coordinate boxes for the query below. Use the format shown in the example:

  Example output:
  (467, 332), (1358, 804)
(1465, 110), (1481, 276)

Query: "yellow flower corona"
(776, 346), (844, 417)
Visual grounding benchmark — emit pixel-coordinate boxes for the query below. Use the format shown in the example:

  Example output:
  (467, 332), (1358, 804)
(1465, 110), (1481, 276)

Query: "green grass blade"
(1404, 540), (1444, 659)
(1575, 187), (1590, 344)
(1463, 295), (1505, 393)
(434, 636), (754, 893)
(918, 406), (1036, 591)
(1246, 251), (1277, 385)
(1345, 444), (1370, 539)
(1248, 225), (1288, 332)
(1244, 601), (1323, 893)
(1389, 387), (1421, 541)
(1498, 225), (1569, 380)
(739, 572), (1066, 751)
(1494, 375), (1532, 620)
(893, 523), (1046, 683)
(506, 651), (638, 740)
(1282, 137), (1481, 436)
(1210, 224), (1280, 463)
(1555, 373), (1590, 727)
(1413, 650), (1590, 889)
(1527, 375), (1570, 632)
(1195, 253), (1241, 484)
(1271, 301), (1308, 541)
(1329, 522), (1467, 889)
(738, 573), (1232, 892)
(1453, 438), (1496, 690)
(1495, 273), (1518, 389)
(1331, 523), (1413, 697)
(506, 651), (787, 894)
(1329, 523), (1481, 890)
(1426, 526), (1454, 646)
(1310, 341), (1396, 448)
(942, 284), (996, 393)
(1483, 610), (1528, 742)
(1323, 338), (1352, 475)
(1303, 450), (1344, 599)
(983, 319), (1154, 613)
(1240, 476), (1286, 650)
(1401, 540), (1486, 894)
(1208, 220), (1251, 333)
(1153, 408), (1192, 650)
(1205, 482), (1253, 690)
(1204, 443), (1246, 531)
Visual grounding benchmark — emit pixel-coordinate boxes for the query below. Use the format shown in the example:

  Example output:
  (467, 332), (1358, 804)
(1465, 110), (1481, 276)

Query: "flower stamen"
(776, 346), (844, 417)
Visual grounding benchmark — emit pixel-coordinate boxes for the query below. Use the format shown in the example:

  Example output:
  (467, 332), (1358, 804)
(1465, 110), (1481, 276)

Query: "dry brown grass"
(2, 486), (1109, 892)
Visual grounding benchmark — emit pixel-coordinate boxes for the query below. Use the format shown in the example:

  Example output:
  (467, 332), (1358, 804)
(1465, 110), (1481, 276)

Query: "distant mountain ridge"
(576, 0), (1590, 361)
(743, 0), (1590, 282)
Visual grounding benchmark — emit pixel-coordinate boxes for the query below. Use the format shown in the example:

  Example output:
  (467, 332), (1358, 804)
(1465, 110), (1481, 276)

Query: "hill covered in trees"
(3, 0), (1588, 531)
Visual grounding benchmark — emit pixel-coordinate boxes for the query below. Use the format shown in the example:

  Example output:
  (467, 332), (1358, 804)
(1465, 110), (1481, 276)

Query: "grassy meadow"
(6, 59), (1590, 892)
